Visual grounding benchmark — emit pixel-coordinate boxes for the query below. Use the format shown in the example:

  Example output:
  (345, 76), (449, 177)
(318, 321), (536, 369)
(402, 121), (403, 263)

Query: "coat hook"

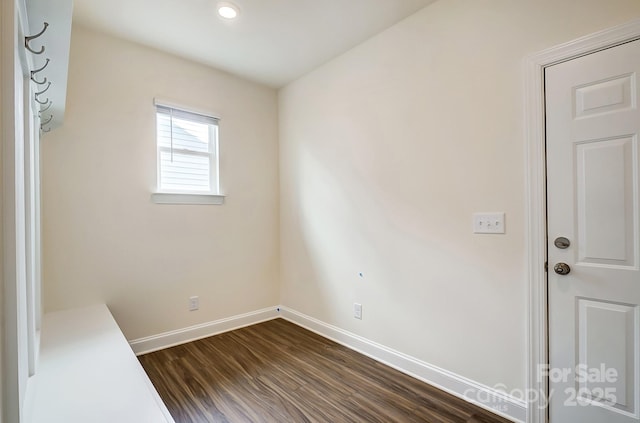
(31, 58), (50, 74)
(35, 96), (49, 105)
(25, 22), (49, 55)
(30, 58), (50, 84)
(40, 115), (53, 126)
(41, 127), (51, 133)
(35, 81), (51, 97)
(39, 101), (52, 113)
(31, 74), (47, 85)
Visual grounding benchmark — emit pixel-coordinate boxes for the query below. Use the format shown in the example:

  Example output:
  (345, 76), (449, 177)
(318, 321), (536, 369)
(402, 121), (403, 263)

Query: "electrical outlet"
(354, 303), (362, 320)
(189, 296), (199, 311)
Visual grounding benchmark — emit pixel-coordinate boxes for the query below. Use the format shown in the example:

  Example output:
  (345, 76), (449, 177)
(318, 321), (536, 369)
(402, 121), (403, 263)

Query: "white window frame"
(152, 99), (225, 205)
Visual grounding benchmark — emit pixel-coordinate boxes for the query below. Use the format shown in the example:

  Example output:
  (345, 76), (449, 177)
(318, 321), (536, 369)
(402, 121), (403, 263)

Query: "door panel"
(574, 73), (635, 119)
(577, 298), (638, 413)
(576, 135), (637, 267)
(546, 39), (640, 423)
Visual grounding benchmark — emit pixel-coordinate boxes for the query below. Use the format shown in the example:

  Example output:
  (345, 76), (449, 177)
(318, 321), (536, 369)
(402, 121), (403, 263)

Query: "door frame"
(525, 18), (640, 423)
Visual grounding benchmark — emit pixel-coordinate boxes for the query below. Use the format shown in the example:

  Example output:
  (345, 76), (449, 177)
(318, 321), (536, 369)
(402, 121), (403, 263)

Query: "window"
(153, 101), (224, 204)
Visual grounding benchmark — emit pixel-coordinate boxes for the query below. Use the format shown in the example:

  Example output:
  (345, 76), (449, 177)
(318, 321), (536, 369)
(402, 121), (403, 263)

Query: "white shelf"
(25, 304), (174, 423)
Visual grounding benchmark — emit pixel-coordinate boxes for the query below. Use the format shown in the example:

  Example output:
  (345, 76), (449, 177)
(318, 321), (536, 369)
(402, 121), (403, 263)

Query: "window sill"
(151, 192), (225, 205)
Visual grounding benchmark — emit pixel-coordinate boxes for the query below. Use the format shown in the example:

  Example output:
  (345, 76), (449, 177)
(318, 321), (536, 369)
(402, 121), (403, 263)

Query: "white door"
(546, 39), (640, 423)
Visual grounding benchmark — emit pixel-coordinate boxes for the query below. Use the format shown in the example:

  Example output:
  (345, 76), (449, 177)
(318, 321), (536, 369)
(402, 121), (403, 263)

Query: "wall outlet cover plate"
(473, 212), (505, 234)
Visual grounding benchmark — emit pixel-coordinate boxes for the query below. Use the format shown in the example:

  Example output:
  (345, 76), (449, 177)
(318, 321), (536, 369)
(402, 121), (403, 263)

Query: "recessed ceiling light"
(217, 2), (239, 20)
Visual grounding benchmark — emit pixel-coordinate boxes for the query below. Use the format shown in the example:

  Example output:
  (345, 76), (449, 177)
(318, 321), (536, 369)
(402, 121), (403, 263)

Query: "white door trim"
(525, 18), (640, 423)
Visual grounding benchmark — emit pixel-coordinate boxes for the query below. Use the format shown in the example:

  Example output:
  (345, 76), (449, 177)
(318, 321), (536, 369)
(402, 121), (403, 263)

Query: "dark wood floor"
(139, 319), (512, 423)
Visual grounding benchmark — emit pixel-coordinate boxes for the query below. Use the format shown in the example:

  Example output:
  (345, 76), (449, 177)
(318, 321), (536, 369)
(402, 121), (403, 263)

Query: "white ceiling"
(72, 0), (435, 87)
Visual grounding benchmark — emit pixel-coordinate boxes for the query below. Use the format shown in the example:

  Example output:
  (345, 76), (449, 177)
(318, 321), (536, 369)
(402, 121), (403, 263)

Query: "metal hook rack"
(25, 22), (49, 55)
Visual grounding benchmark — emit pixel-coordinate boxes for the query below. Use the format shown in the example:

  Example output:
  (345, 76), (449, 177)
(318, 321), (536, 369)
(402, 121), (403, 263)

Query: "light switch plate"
(473, 213), (505, 234)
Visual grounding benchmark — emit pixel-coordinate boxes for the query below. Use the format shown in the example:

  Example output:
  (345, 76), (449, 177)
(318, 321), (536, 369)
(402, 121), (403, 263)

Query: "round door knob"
(553, 262), (571, 275)
(554, 237), (570, 249)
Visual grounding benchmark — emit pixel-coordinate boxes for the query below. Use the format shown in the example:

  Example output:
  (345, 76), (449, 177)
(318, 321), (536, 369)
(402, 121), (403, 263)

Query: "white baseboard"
(129, 306), (280, 355)
(280, 307), (527, 423)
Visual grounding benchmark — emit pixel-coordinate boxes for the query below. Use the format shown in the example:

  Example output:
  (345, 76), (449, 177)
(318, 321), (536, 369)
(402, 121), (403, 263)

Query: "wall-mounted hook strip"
(25, 22), (49, 55)
(40, 115), (53, 126)
(35, 81), (51, 97)
(35, 96), (49, 105)
(39, 101), (52, 113)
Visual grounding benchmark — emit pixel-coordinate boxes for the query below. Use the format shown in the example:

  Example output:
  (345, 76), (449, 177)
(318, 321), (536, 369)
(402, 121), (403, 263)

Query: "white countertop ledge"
(25, 304), (175, 423)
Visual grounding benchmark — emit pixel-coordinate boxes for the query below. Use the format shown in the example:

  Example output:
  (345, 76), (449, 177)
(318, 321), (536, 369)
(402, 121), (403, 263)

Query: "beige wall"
(41, 25), (280, 340)
(278, 0), (640, 393)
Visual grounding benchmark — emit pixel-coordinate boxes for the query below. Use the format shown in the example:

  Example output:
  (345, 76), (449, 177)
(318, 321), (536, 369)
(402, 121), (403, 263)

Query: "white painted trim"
(280, 307), (526, 423)
(153, 97), (222, 121)
(524, 18), (640, 423)
(129, 306), (280, 355)
(3, 2), (31, 421)
(150, 192), (225, 205)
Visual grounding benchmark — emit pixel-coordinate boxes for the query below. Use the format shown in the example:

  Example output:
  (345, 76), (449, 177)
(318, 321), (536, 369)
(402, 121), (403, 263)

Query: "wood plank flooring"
(139, 319), (512, 423)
